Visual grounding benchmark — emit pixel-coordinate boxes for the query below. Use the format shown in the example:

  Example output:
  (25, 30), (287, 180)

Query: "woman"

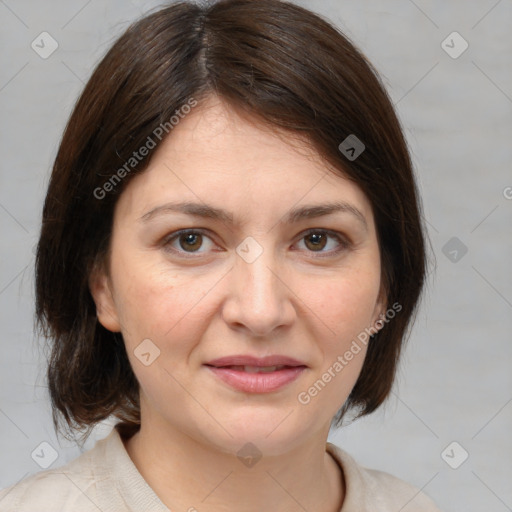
(0, 0), (441, 510)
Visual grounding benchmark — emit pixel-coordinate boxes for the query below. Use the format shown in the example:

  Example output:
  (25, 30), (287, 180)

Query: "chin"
(197, 407), (316, 458)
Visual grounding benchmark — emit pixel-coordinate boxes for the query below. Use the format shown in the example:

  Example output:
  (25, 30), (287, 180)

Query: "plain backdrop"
(0, 1), (511, 511)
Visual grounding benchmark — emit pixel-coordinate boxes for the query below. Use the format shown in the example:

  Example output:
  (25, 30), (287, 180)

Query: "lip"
(204, 355), (308, 394)
(205, 355), (307, 367)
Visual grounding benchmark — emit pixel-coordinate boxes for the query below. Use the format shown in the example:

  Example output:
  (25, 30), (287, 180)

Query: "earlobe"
(88, 263), (121, 332)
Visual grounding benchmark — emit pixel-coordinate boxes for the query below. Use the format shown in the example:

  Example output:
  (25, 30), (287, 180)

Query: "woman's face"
(91, 96), (385, 455)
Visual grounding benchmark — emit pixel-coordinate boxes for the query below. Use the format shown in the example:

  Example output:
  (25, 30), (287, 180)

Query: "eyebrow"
(139, 200), (368, 231)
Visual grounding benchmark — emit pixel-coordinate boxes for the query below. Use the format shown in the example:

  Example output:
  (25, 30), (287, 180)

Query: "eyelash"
(162, 228), (350, 259)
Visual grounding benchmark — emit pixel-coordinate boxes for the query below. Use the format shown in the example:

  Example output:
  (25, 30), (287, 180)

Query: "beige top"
(0, 427), (441, 511)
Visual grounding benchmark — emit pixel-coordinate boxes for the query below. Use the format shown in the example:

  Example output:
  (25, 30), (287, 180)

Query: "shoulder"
(0, 431), (117, 512)
(326, 442), (442, 512)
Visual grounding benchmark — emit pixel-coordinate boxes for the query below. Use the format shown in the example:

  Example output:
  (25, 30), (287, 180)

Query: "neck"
(123, 419), (344, 512)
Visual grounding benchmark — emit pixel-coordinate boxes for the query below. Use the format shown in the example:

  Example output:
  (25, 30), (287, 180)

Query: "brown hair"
(35, 0), (428, 439)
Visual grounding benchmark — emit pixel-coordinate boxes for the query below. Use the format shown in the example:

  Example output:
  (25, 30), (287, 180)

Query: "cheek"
(296, 275), (377, 413)
(110, 251), (218, 352)
(304, 268), (381, 343)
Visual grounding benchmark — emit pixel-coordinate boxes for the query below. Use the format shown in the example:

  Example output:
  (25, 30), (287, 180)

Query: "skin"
(89, 95), (386, 512)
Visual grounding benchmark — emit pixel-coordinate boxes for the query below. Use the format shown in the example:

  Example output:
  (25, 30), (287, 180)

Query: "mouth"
(204, 357), (307, 393)
(208, 364), (300, 373)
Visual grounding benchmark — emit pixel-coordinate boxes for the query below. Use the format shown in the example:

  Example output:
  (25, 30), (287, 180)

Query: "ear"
(370, 283), (388, 333)
(88, 260), (121, 332)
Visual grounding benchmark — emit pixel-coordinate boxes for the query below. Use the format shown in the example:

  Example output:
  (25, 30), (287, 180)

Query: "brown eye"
(163, 229), (219, 258)
(295, 229), (349, 257)
(304, 232), (328, 251)
(178, 233), (203, 252)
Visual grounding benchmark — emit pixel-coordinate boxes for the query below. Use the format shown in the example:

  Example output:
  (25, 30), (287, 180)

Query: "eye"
(163, 229), (217, 255)
(162, 228), (349, 259)
(295, 229), (349, 256)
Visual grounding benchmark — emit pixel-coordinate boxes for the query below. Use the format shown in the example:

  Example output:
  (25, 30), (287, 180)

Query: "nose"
(221, 245), (296, 337)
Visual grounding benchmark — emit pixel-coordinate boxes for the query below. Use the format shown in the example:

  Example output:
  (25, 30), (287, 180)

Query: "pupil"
(180, 233), (202, 251)
(306, 233), (326, 251)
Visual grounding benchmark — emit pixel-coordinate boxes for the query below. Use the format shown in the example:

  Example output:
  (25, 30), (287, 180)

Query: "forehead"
(114, 96), (374, 226)
(157, 96), (329, 176)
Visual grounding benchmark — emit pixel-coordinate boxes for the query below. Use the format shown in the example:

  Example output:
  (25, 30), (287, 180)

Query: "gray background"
(1, 1), (511, 510)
